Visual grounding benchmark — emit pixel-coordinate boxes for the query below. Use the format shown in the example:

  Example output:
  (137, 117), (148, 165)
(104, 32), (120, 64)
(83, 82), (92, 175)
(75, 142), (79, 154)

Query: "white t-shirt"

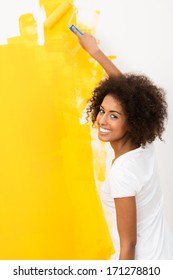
(100, 143), (173, 259)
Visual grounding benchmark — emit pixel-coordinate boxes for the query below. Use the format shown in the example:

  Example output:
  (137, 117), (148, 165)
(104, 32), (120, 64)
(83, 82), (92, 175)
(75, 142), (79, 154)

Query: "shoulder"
(108, 163), (139, 198)
(108, 143), (155, 197)
(112, 143), (155, 174)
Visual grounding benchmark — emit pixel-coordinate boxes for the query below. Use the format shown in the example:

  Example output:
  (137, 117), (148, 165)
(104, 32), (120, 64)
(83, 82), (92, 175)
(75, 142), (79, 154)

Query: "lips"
(99, 127), (112, 133)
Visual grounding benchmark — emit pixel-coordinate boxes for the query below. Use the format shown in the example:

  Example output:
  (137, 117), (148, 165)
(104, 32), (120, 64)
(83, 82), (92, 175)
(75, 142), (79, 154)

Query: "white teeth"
(100, 127), (112, 133)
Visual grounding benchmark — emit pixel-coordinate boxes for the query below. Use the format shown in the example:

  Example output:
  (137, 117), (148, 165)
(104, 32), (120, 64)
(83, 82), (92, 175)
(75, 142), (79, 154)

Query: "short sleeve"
(108, 166), (139, 198)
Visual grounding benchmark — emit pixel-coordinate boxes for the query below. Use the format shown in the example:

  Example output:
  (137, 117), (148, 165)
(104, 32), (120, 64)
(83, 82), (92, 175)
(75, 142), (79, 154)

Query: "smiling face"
(96, 94), (129, 146)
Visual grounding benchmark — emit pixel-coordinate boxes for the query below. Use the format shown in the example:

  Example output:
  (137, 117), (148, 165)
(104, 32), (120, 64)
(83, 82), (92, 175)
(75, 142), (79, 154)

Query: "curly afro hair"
(87, 74), (168, 146)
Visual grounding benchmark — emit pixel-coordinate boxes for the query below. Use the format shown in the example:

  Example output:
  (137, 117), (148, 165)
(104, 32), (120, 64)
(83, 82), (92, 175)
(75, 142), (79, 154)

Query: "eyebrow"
(100, 105), (122, 115)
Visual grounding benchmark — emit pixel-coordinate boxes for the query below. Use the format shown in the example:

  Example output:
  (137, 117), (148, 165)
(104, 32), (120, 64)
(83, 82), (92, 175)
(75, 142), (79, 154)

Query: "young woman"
(72, 27), (173, 260)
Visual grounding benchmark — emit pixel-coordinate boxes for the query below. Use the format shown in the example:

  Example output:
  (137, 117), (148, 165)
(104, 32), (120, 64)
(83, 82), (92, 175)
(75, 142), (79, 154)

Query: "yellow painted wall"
(0, 0), (114, 259)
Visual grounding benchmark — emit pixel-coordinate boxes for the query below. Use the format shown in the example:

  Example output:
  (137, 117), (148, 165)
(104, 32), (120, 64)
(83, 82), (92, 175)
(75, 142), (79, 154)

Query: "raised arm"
(72, 27), (122, 77)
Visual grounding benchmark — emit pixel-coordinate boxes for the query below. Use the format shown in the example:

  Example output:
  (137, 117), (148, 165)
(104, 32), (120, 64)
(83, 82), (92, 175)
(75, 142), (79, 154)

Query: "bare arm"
(114, 196), (137, 260)
(72, 27), (122, 77)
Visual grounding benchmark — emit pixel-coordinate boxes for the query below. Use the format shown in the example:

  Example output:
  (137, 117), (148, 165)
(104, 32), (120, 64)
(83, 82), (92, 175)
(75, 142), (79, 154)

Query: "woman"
(72, 27), (173, 260)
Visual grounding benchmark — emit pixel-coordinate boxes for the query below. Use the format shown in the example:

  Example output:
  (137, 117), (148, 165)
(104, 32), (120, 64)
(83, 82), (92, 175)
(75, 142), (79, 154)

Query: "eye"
(99, 109), (104, 114)
(110, 114), (118, 119)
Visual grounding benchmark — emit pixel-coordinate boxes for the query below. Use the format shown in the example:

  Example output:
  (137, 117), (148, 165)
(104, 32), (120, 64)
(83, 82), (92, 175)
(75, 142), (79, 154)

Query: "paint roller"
(44, 1), (73, 29)
(44, 0), (84, 35)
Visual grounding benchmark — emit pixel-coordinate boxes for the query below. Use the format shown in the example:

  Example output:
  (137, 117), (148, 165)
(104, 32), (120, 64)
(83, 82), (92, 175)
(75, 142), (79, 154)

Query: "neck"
(110, 137), (140, 161)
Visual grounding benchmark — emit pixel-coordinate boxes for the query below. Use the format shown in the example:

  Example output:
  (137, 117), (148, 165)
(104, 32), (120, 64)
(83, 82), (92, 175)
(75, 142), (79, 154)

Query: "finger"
(70, 24), (84, 36)
(72, 26), (80, 36)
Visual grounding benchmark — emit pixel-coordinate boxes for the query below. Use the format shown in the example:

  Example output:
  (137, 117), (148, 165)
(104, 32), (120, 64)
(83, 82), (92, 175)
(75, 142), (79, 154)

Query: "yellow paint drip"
(0, 0), (114, 259)
(108, 55), (117, 60)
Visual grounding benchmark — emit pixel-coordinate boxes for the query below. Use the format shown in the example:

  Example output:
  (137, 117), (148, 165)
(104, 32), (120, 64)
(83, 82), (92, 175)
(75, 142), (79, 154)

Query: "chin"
(98, 135), (109, 142)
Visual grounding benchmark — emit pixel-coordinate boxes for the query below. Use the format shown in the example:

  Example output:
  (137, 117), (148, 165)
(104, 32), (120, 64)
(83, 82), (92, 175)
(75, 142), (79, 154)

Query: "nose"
(97, 113), (108, 126)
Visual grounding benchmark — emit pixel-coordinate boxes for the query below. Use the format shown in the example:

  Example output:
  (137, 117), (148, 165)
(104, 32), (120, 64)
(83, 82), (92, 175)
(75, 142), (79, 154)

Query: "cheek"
(123, 120), (129, 131)
(120, 122), (129, 134)
(112, 120), (128, 134)
(121, 120), (127, 128)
